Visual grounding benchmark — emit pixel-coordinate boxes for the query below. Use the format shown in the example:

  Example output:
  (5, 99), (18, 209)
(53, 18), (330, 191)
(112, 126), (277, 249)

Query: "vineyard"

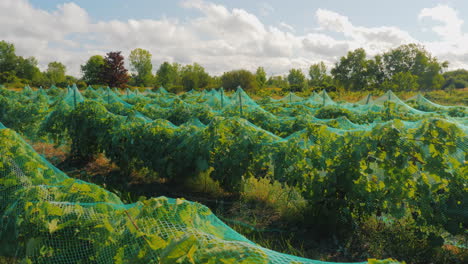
(0, 85), (467, 263)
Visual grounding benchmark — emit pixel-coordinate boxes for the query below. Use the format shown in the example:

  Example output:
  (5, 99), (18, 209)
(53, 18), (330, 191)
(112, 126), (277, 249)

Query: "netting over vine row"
(0, 124), (391, 264)
(1, 85), (466, 263)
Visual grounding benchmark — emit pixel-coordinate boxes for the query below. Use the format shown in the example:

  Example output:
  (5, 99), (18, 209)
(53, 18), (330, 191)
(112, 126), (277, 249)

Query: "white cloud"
(1, 0), (468, 78)
(419, 5), (464, 40)
(418, 5), (468, 68)
(315, 8), (415, 55)
(278, 22), (295, 32)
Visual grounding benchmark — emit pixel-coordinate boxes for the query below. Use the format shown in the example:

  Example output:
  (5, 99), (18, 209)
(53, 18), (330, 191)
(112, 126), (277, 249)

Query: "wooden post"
(238, 89), (243, 116)
(366, 94), (371, 105)
(73, 87), (77, 108)
(220, 89), (224, 108)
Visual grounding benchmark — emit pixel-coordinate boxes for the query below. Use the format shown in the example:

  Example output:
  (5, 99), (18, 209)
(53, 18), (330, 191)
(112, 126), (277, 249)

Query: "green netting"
(62, 84), (85, 107)
(0, 126), (377, 264)
(1, 85), (467, 264)
(357, 94), (374, 105)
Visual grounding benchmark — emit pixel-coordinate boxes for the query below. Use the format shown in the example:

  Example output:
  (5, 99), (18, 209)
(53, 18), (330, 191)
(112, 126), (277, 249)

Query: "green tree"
(81, 55), (105, 85)
(267, 75), (289, 89)
(287, 68), (306, 92)
(46, 61), (66, 85)
(0, 41), (17, 73)
(180, 63), (210, 91)
(331, 48), (373, 91)
(221, 69), (258, 91)
(156, 62), (180, 88)
(366, 55), (386, 89)
(16, 57), (38, 79)
(129, 48), (153, 87)
(255, 67), (267, 88)
(382, 72), (419, 91)
(64, 75), (78, 86)
(309, 62), (332, 88)
(442, 69), (468, 89)
(382, 44), (447, 90)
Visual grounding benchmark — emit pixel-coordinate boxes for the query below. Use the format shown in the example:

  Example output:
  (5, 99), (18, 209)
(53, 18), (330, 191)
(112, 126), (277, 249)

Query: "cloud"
(278, 22), (295, 32)
(302, 34), (349, 59)
(419, 5), (464, 40)
(1, 0), (468, 78)
(418, 5), (468, 68)
(315, 8), (415, 55)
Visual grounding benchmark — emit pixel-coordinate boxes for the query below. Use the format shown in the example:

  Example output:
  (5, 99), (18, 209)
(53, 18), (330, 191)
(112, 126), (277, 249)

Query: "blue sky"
(3, 0), (468, 76)
(29, 0), (467, 39)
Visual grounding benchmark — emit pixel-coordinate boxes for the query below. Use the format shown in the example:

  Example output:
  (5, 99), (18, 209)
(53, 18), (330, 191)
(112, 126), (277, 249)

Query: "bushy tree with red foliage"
(102, 51), (129, 88)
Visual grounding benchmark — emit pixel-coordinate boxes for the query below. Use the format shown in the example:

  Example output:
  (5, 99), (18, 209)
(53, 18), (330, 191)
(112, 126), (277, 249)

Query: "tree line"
(1, 40), (468, 92)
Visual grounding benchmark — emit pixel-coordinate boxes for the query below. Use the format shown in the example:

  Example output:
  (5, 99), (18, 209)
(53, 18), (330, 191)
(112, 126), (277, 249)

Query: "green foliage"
(184, 167), (225, 197)
(15, 56), (41, 82)
(331, 48), (374, 91)
(0, 91), (49, 138)
(156, 62), (180, 89)
(242, 177), (307, 220)
(129, 48), (153, 87)
(81, 55), (105, 85)
(180, 63), (211, 90)
(3, 127), (346, 264)
(0, 40), (17, 72)
(442, 69), (468, 89)
(331, 44), (448, 91)
(221, 69), (258, 91)
(381, 44), (447, 90)
(266, 75), (289, 89)
(287, 68), (306, 92)
(2, 81), (466, 264)
(350, 216), (460, 264)
(309, 62), (332, 89)
(255, 67), (267, 88)
(0, 41), (42, 87)
(381, 72), (419, 91)
(46, 61), (67, 86)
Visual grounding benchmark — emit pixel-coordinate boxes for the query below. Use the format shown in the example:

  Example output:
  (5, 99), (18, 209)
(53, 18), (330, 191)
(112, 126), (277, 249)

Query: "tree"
(382, 72), (419, 91)
(81, 55), (105, 85)
(102, 51), (129, 88)
(267, 75), (289, 89)
(331, 48), (374, 91)
(156, 62), (180, 88)
(129, 48), (153, 87)
(180, 63), (210, 91)
(287, 68), (306, 92)
(382, 44), (447, 90)
(0, 41), (17, 73)
(442, 69), (468, 89)
(309, 62), (332, 88)
(64, 75), (78, 86)
(221, 69), (258, 91)
(46, 62), (66, 85)
(255, 67), (267, 88)
(15, 56), (41, 85)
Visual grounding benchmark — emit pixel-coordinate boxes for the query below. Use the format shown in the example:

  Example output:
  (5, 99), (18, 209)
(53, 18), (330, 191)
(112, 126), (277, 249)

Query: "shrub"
(241, 176), (307, 220)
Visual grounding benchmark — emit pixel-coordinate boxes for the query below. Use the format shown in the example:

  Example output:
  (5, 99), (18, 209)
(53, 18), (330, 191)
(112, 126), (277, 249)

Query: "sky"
(2, 0), (468, 77)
